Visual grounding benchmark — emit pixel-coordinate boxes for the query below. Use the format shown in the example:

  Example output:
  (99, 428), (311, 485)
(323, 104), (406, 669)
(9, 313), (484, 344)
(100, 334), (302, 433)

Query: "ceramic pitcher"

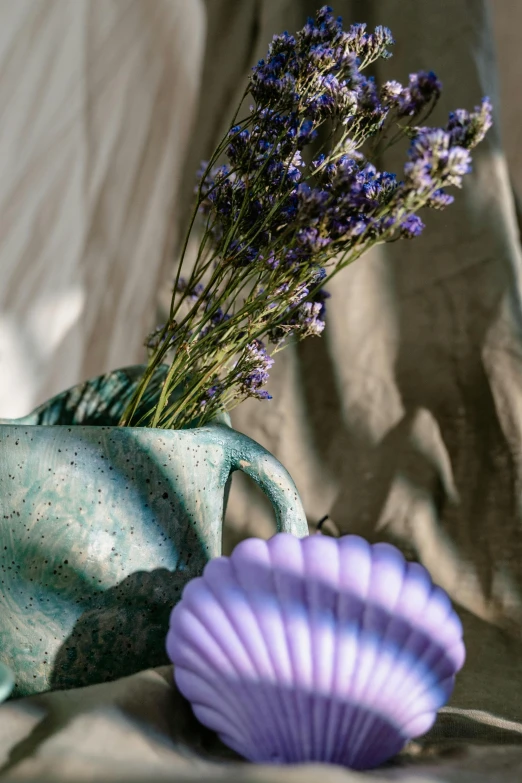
(0, 366), (308, 697)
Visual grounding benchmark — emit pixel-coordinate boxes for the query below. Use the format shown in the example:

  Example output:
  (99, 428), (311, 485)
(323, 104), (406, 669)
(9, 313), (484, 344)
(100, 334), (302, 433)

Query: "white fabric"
(0, 665), (522, 782)
(0, 0), (205, 417)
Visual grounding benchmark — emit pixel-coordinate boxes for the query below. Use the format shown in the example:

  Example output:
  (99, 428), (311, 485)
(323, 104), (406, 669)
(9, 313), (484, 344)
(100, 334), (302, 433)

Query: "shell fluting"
(166, 534), (465, 769)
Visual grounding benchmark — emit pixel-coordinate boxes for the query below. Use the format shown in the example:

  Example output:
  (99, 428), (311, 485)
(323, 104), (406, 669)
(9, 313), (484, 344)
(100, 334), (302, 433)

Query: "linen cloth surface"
(1, 0), (522, 780)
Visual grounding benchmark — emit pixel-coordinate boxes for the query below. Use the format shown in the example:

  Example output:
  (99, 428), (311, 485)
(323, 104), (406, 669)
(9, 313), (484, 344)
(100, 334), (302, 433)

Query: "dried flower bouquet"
(120, 6), (491, 430)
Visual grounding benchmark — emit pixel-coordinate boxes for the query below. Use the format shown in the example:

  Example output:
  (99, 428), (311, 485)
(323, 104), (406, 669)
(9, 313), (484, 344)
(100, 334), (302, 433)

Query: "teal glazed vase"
(0, 366), (308, 697)
(0, 663), (14, 702)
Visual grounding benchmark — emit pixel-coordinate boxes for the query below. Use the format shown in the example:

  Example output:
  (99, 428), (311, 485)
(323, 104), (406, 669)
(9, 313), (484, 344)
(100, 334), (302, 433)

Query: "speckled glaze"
(0, 367), (308, 698)
(0, 663), (13, 702)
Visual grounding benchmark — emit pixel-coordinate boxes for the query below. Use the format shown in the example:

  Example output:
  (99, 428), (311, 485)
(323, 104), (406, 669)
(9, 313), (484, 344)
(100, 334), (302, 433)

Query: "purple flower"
(447, 97), (493, 148)
(226, 126), (251, 166)
(307, 74), (358, 119)
(297, 119), (317, 145)
(296, 227), (331, 253)
(198, 381), (225, 410)
(355, 76), (386, 130)
(397, 71), (441, 117)
(403, 157), (434, 194)
(380, 80), (403, 106)
(290, 283), (310, 305)
(310, 266), (327, 284)
(313, 287), (331, 319)
(296, 183), (330, 212)
(426, 188), (454, 210)
(344, 22), (394, 63)
(236, 340), (274, 400)
(268, 285), (330, 344)
(287, 150), (304, 182)
(299, 6), (343, 47)
(297, 301), (326, 335)
(445, 146), (472, 185)
(400, 214), (425, 238)
(405, 128), (472, 191)
(264, 252), (279, 270)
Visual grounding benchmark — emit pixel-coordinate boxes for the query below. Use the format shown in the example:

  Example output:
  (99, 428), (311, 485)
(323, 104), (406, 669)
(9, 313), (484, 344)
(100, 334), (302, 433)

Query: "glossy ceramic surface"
(0, 663), (13, 702)
(0, 367), (308, 697)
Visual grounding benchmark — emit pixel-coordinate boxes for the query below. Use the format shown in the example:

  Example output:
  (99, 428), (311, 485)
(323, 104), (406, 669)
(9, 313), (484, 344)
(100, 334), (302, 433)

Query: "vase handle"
(212, 425), (309, 538)
(0, 662), (14, 702)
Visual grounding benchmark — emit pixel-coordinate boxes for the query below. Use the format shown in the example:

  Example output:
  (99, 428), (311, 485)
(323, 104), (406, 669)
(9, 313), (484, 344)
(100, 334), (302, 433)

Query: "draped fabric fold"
(0, 0), (205, 415)
(189, 0), (522, 730)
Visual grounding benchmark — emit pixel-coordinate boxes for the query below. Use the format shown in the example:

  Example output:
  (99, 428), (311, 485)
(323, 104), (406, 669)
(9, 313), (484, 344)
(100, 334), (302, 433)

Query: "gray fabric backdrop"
(206, 0), (522, 731)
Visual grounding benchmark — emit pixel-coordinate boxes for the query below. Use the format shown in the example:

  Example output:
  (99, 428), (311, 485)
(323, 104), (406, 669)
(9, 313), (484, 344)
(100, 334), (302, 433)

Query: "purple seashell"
(166, 534), (465, 769)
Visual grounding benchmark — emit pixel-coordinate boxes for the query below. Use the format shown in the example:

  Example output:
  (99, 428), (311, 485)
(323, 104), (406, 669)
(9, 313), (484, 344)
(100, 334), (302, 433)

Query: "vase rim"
(0, 421), (232, 433)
